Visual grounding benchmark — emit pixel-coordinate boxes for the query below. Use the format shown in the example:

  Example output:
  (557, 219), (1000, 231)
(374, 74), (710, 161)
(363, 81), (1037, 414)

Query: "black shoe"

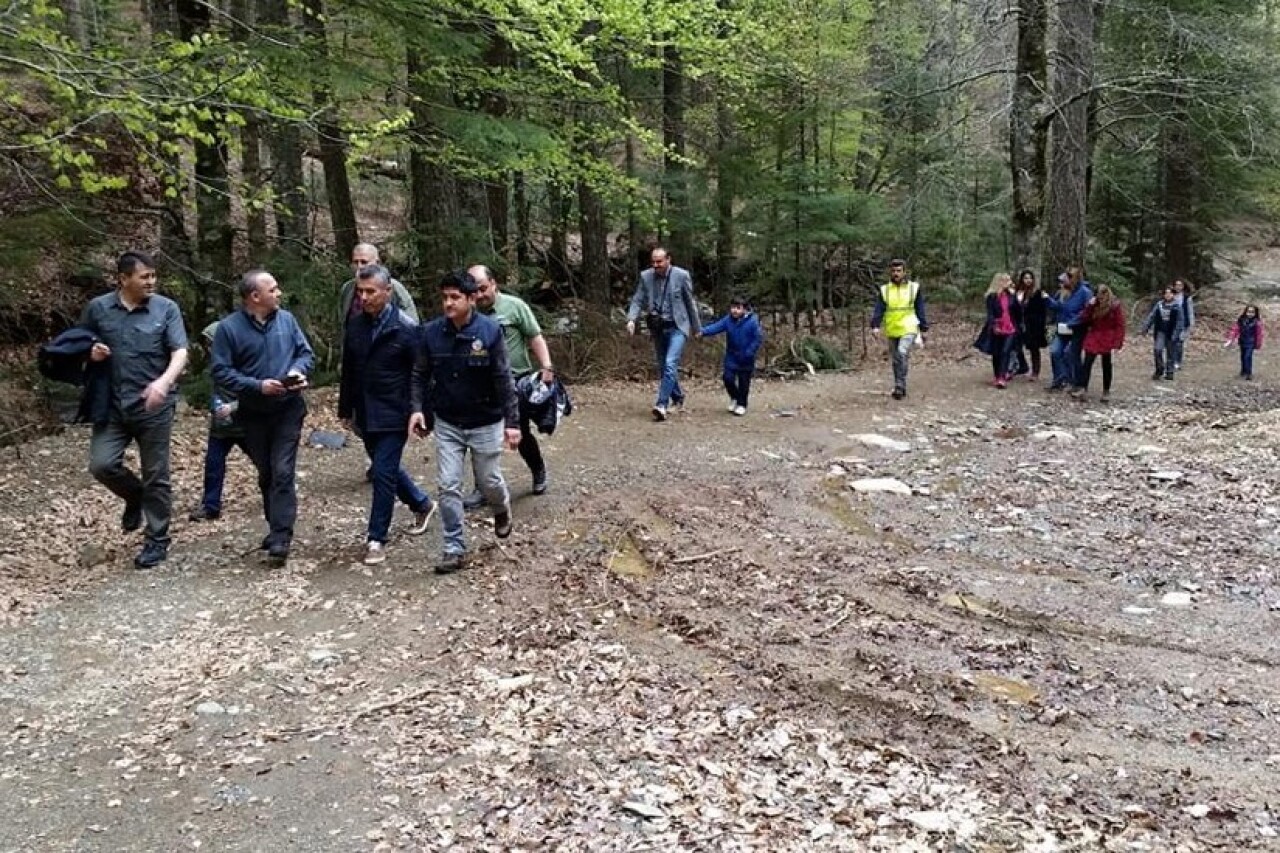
(462, 489), (487, 511)
(494, 510), (512, 539)
(266, 542), (289, 565)
(188, 505), (220, 522)
(259, 535), (272, 551)
(890, 388), (905, 400)
(532, 470), (548, 496)
(435, 553), (466, 575)
(1163, 373), (1174, 381)
(670, 395), (685, 410)
(122, 499), (143, 533)
(133, 541), (168, 569)
(1151, 370), (1162, 380)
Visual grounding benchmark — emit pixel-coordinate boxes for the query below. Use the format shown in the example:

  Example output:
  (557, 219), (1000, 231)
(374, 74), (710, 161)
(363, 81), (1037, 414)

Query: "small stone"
(195, 701), (226, 716)
(1184, 804), (1211, 819)
(850, 478), (913, 496)
(1031, 430), (1075, 443)
(307, 649), (341, 666)
(1161, 592), (1193, 607)
(905, 810), (953, 832)
(1123, 606), (1155, 615)
(852, 433), (912, 453)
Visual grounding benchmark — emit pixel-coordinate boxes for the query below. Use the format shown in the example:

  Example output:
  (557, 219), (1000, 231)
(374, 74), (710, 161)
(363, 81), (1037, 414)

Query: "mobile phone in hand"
(281, 373), (305, 389)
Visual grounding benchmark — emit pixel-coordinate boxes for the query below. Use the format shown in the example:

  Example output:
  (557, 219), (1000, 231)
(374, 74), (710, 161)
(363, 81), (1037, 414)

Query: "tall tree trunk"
(406, 51), (457, 281)
(714, 96), (736, 307)
(1045, 0), (1097, 278)
(662, 43), (690, 263)
(547, 182), (568, 284)
(303, 0), (358, 261)
(480, 33), (511, 260)
(229, 0), (267, 259)
(578, 176), (609, 307)
(258, 0), (307, 257)
(1009, 0), (1049, 273)
(63, 0), (90, 47)
(513, 171), (530, 268)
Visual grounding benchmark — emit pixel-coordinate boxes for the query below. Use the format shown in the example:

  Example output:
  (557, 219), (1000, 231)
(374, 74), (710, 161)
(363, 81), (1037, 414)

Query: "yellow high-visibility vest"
(880, 281), (920, 338)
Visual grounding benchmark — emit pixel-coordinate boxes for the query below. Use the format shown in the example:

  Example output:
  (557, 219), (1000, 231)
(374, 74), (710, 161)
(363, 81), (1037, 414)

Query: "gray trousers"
(887, 335), (916, 392)
(435, 419), (510, 558)
(89, 411), (175, 547)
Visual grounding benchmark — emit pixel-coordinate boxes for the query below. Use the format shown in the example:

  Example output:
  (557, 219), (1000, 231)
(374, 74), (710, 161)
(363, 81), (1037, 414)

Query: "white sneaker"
(651, 405), (667, 422)
(732, 405), (747, 416)
(364, 541), (386, 565)
(728, 399), (739, 413)
(409, 502), (436, 535)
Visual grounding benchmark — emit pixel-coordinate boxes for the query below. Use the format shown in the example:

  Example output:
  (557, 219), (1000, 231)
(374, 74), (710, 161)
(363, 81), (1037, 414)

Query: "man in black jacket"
(339, 265), (436, 566)
(408, 270), (520, 575)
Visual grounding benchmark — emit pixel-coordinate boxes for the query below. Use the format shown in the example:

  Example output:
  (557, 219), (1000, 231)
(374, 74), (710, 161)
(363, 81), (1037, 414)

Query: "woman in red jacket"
(1072, 284), (1125, 402)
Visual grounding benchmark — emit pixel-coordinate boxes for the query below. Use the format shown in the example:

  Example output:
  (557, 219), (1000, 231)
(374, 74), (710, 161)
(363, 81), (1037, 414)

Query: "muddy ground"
(2, 282), (1279, 851)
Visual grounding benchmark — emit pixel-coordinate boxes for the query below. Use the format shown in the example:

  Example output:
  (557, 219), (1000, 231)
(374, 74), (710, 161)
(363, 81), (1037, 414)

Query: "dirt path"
(2, 294), (1279, 851)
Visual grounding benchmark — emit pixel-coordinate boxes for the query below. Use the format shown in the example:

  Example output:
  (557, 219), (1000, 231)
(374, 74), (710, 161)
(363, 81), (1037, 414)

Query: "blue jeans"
(435, 419), (510, 557)
(200, 433), (246, 513)
(722, 367), (754, 407)
(1153, 332), (1176, 377)
(238, 396), (305, 549)
(652, 326), (687, 407)
(1049, 334), (1078, 386)
(1241, 344), (1255, 377)
(363, 430), (431, 544)
(89, 410), (175, 547)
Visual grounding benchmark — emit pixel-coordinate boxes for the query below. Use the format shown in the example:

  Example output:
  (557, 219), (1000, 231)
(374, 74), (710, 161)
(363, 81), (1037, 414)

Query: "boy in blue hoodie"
(700, 295), (764, 416)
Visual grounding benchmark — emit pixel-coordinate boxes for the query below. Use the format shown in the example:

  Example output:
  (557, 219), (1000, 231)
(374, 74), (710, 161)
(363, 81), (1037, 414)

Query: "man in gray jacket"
(339, 243), (419, 325)
(626, 247), (702, 421)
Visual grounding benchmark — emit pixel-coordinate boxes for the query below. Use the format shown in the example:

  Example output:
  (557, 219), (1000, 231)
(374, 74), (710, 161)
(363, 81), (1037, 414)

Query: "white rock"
(1031, 430), (1075, 443)
(1149, 470), (1185, 482)
(852, 433), (912, 453)
(307, 649), (341, 665)
(1184, 803), (1211, 819)
(496, 674), (535, 693)
(1123, 606), (1155, 616)
(1161, 591), (1193, 607)
(810, 821), (835, 840)
(621, 801), (667, 820)
(850, 478), (913, 496)
(195, 701), (226, 716)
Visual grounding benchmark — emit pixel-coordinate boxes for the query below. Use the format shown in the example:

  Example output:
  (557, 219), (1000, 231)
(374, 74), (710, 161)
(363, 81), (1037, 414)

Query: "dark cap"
(439, 269), (478, 295)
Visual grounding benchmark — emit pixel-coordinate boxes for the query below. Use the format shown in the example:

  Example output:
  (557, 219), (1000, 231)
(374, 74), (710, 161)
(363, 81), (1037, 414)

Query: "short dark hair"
(239, 268), (269, 300)
(117, 251), (155, 275)
(889, 258), (906, 267)
(356, 264), (392, 288)
(730, 293), (750, 307)
(439, 269), (478, 295)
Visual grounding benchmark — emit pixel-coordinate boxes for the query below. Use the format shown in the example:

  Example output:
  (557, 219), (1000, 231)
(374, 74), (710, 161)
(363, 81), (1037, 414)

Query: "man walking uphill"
(464, 264), (556, 505)
(212, 270), (314, 566)
(626, 247), (702, 421)
(409, 270), (521, 575)
(339, 264), (436, 566)
(870, 259), (929, 399)
(80, 250), (189, 569)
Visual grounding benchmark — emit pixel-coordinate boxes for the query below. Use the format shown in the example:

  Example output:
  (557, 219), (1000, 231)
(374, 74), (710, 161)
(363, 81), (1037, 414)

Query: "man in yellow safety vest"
(870, 258), (929, 400)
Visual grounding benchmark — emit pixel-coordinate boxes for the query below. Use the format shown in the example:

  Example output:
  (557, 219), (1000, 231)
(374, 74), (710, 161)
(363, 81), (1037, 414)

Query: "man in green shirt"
(465, 264), (556, 505)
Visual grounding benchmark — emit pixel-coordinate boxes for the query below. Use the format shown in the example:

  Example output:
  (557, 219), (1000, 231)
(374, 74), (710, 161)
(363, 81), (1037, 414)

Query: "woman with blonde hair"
(982, 272), (1022, 388)
(1072, 283), (1126, 402)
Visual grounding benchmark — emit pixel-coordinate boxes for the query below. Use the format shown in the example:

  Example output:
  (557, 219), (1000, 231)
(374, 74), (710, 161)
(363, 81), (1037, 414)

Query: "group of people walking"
(59, 248), (561, 573)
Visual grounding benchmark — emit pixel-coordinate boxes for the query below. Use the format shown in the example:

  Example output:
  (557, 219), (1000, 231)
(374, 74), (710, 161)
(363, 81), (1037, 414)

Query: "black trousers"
(1078, 352), (1113, 392)
(238, 396), (306, 548)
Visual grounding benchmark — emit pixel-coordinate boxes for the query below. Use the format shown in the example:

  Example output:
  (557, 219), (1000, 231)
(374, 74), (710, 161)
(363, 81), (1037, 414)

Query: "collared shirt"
(79, 291), (187, 418)
(370, 302), (396, 342)
(210, 307), (315, 414)
(480, 292), (542, 376)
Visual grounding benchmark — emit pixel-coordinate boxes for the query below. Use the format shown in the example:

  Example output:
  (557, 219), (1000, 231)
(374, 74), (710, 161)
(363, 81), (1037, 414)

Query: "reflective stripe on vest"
(880, 281), (919, 338)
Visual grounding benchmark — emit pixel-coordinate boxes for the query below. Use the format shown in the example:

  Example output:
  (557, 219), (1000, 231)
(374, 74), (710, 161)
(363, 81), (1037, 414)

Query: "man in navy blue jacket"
(211, 270), (314, 565)
(409, 270), (520, 575)
(339, 265), (436, 566)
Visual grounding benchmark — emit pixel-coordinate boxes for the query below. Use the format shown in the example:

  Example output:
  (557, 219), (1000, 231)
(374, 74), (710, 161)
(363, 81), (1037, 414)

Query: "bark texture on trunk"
(1009, 0), (1048, 274)
(1045, 0), (1097, 278)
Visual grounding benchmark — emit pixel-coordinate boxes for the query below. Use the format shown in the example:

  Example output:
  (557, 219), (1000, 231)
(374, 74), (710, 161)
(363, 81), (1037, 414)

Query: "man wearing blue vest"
(870, 259), (929, 400)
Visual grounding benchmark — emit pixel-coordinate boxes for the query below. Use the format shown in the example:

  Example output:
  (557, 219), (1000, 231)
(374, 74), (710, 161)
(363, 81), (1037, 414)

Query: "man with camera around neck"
(211, 269), (315, 565)
(626, 247), (702, 421)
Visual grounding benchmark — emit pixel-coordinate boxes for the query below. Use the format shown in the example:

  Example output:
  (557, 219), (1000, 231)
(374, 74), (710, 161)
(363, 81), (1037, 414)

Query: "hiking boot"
(435, 552), (466, 575)
(122, 499), (143, 533)
(532, 470), (548, 496)
(651, 405), (668, 421)
(409, 501), (437, 534)
(188, 505), (220, 522)
(462, 489), (487, 511)
(1163, 373), (1174, 380)
(890, 388), (905, 400)
(494, 510), (512, 539)
(133, 541), (168, 569)
(266, 542), (289, 566)
(363, 541), (386, 565)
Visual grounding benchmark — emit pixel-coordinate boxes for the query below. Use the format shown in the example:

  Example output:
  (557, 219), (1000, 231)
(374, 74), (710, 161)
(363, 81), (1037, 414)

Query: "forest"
(3, 0), (1280, 357)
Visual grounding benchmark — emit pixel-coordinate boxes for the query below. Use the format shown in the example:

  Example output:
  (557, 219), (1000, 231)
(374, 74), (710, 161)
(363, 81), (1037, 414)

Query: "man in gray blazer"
(626, 247), (702, 421)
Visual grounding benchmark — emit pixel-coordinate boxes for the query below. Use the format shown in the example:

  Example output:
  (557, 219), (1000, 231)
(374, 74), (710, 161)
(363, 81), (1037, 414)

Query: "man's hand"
(261, 378), (286, 396)
(214, 403), (234, 419)
(90, 342), (111, 362)
(539, 367), (555, 386)
(626, 320), (636, 336)
(140, 378), (170, 412)
(408, 412), (430, 438)
(504, 428), (521, 450)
